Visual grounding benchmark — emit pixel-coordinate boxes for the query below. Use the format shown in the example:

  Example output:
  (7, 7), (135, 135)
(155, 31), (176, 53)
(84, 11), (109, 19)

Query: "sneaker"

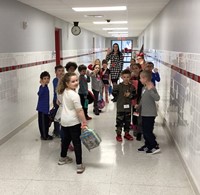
(58, 156), (73, 165)
(116, 134), (122, 142)
(138, 145), (148, 152)
(146, 146), (161, 154)
(68, 144), (74, 151)
(77, 164), (85, 174)
(124, 132), (134, 141)
(41, 135), (53, 140)
(86, 116), (92, 120)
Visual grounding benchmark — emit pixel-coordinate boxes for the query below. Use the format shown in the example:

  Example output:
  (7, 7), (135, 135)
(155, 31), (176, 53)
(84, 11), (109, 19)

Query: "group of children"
(36, 53), (161, 174)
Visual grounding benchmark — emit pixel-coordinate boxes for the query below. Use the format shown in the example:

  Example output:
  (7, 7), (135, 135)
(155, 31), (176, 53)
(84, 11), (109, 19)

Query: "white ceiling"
(17, 0), (170, 37)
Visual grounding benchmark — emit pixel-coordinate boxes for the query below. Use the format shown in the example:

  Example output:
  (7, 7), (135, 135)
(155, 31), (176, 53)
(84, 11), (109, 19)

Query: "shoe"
(111, 98), (117, 102)
(77, 164), (85, 174)
(68, 144), (74, 151)
(138, 145), (148, 152)
(41, 135), (53, 140)
(146, 146), (161, 154)
(136, 133), (142, 141)
(86, 116), (92, 120)
(58, 156), (73, 165)
(124, 132), (134, 141)
(116, 134), (122, 142)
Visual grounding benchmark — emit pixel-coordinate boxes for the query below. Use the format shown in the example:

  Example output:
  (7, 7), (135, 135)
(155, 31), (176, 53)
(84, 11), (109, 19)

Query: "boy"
(52, 65), (64, 137)
(65, 62), (77, 73)
(78, 64), (92, 120)
(112, 69), (136, 142)
(145, 62), (160, 86)
(36, 71), (53, 140)
(136, 70), (160, 154)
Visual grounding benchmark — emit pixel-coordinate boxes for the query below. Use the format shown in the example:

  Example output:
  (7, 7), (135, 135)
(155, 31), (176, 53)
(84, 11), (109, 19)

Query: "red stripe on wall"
(0, 50), (107, 73)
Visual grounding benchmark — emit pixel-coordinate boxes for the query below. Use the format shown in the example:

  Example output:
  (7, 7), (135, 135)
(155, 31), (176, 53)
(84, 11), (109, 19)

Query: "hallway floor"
(0, 100), (195, 195)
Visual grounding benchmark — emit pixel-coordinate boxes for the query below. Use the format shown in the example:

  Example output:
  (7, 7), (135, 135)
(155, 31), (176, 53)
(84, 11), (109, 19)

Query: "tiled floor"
(0, 99), (195, 195)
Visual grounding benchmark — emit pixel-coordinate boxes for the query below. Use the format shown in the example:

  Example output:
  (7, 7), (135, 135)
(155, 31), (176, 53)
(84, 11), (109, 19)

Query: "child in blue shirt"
(36, 71), (53, 140)
(145, 62), (160, 86)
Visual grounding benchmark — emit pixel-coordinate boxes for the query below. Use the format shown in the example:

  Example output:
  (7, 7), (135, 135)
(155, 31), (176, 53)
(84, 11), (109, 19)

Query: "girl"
(90, 64), (102, 115)
(101, 59), (111, 103)
(57, 72), (87, 174)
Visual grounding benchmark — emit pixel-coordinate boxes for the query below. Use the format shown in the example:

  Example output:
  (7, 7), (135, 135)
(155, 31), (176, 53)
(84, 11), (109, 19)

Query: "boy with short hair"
(136, 70), (160, 154)
(112, 69), (136, 142)
(145, 62), (160, 86)
(52, 65), (64, 137)
(36, 71), (53, 140)
(78, 64), (92, 120)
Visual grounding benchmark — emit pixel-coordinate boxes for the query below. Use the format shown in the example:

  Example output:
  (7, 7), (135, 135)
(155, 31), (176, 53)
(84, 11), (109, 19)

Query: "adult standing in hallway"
(106, 43), (124, 102)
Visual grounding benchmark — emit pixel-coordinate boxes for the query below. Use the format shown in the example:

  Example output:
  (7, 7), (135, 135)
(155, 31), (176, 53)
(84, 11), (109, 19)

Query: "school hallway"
(0, 100), (195, 195)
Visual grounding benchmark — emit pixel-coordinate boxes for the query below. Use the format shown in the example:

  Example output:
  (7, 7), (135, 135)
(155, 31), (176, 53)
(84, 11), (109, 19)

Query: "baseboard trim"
(159, 111), (199, 195)
(0, 114), (37, 146)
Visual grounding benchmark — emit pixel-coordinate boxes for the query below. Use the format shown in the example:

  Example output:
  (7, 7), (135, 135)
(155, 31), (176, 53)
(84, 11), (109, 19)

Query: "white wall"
(138, 0), (200, 193)
(0, 0), (105, 141)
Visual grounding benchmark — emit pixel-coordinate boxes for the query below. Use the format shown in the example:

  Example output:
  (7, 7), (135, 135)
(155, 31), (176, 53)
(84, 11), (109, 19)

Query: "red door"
(55, 28), (61, 65)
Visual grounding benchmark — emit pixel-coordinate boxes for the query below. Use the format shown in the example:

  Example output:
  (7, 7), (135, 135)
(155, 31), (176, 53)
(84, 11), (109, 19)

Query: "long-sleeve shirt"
(139, 87), (160, 116)
(151, 72), (160, 86)
(106, 52), (123, 80)
(36, 85), (49, 114)
(112, 83), (136, 113)
(53, 77), (58, 101)
(78, 74), (90, 95)
(90, 72), (102, 92)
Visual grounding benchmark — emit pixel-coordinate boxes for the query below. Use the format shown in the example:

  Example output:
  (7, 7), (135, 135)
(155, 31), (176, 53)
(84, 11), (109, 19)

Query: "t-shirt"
(61, 89), (82, 127)
(102, 68), (110, 84)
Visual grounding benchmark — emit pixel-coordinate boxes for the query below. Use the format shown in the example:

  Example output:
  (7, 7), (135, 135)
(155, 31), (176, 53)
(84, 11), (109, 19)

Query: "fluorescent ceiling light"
(108, 31), (128, 34)
(103, 27), (128, 30)
(112, 34), (128, 37)
(72, 6), (127, 12)
(93, 21), (128, 24)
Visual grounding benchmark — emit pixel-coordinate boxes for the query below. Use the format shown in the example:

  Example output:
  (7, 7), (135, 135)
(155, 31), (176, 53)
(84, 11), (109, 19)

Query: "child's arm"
(147, 84), (160, 101)
(112, 84), (119, 99)
(76, 108), (87, 129)
(154, 69), (160, 82)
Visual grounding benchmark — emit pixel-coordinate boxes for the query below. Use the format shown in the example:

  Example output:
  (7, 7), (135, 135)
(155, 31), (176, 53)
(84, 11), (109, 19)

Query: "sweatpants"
(38, 112), (50, 139)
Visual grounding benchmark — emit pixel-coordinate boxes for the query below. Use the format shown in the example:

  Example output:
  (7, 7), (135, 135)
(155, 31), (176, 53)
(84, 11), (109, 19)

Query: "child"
(112, 69), (136, 142)
(78, 64), (92, 120)
(145, 62), (160, 86)
(101, 59), (111, 103)
(65, 62), (78, 73)
(36, 71), (53, 140)
(57, 72), (87, 174)
(136, 70), (160, 154)
(52, 65), (65, 137)
(90, 64), (102, 115)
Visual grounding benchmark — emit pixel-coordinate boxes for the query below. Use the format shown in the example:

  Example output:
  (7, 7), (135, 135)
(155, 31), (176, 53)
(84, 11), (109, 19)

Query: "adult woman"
(106, 43), (123, 101)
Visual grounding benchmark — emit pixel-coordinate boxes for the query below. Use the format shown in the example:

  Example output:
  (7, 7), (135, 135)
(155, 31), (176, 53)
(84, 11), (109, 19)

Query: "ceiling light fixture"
(72, 6), (127, 12)
(103, 27), (128, 30)
(108, 31), (128, 34)
(93, 21), (128, 24)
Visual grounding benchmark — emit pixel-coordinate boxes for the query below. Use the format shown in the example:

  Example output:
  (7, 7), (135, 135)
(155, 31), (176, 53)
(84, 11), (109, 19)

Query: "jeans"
(60, 124), (82, 164)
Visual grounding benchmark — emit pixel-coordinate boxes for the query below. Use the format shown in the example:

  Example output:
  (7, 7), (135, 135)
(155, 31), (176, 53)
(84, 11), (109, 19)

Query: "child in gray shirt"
(136, 70), (161, 154)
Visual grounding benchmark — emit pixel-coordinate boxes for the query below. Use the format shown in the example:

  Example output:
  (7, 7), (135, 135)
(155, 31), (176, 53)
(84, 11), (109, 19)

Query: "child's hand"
(154, 68), (158, 73)
(124, 91), (130, 97)
(81, 122), (87, 130)
(40, 79), (45, 87)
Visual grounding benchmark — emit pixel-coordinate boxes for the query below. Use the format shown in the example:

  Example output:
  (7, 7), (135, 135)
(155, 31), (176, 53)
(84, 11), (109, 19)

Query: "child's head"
(94, 59), (101, 66)
(145, 62), (154, 72)
(57, 72), (78, 94)
(40, 71), (50, 85)
(140, 70), (152, 85)
(102, 59), (108, 69)
(93, 64), (100, 73)
(55, 65), (64, 78)
(130, 58), (136, 65)
(131, 63), (141, 75)
(65, 62), (77, 73)
(78, 64), (87, 75)
(121, 69), (131, 84)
